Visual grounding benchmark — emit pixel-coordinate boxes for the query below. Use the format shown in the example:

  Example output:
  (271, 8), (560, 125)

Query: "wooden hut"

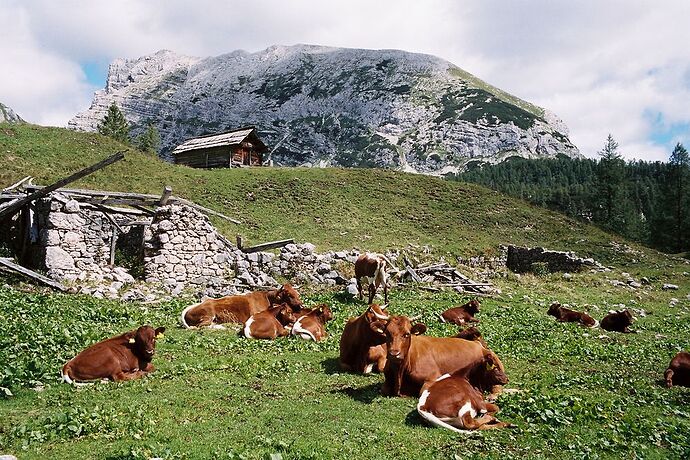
(172, 127), (268, 168)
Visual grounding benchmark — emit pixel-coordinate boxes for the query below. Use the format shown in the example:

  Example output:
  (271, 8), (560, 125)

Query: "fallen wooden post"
(241, 239), (294, 254)
(0, 151), (125, 220)
(0, 257), (68, 292)
(2, 176), (32, 193)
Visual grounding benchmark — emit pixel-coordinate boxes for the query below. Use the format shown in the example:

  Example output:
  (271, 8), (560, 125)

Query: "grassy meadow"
(0, 123), (689, 458)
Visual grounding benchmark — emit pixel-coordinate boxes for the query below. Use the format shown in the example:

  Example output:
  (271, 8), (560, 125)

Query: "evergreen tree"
(659, 143), (690, 252)
(97, 103), (130, 143)
(135, 123), (161, 155)
(595, 134), (626, 231)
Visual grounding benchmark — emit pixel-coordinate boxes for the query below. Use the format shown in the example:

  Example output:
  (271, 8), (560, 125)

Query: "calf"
(339, 304), (390, 373)
(62, 325), (165, 383)
(243, 304), (298, 340)
(453, 326), (487, 348)
(355, 253), (391, 304)
(600, 309), (634, 333)
(439, 300), (481, 325)
(180, 284), (302, 328)
(547, 302), (598, 328)
(291, 304), (334, 341)
(665, 351), (690, 388)
(381, 315), (503, 397)
(417, 354), (510, 432)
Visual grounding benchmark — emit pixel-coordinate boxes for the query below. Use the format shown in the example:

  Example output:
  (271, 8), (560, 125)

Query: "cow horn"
(409, 314), (423, 322)
(368, 306), (390, 320)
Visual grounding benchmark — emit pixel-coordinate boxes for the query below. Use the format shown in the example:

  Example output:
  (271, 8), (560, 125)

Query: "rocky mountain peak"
(0, 102), (24, 123)
(69, 44), (580, 174)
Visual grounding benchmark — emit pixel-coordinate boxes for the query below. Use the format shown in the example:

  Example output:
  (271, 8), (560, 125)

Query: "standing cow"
(355, 253), (392, 304)
(62, 325), (165, 383)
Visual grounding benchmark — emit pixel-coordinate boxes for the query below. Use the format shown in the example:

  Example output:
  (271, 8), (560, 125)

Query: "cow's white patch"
(208, 323), (226, 330)
(243, 317), (255, 339)
(457, 400), (477, 419)
(364, 363), (374, 374)
(180, 302), (202, 329)
(417, 393), (472, 434)
(61, 370), (73, 384)
(292, 316), (316, 341)
(435, 373), (452, 382)
(592, 319), (600, 328)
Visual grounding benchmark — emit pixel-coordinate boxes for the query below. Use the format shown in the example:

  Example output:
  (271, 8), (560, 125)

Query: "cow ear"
(128, 337), (136, 344)
(155, 327), (166, 339)
(369, 320), (386, 335)
(411, 323), (427, 335)
(485, 354), (496, 369)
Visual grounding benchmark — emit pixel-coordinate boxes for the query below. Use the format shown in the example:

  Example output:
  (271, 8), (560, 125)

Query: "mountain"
(0, 102), (24, 123)
(69, 45), (580, 174)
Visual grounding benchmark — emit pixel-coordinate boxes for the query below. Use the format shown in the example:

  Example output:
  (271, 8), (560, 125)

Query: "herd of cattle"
(61, 253), (690, 433)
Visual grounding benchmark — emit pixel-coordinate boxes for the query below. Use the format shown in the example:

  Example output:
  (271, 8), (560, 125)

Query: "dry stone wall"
(506, 245), (603, 273)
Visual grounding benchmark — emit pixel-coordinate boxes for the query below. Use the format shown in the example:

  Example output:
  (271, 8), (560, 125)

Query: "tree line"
(453, 135), (690, 255)
(97, 103), (161, 155)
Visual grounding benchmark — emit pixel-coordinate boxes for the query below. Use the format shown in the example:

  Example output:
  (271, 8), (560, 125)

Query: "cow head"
(464, 299), (481, 315)
(547, 302), (562, 318)
(383, 316), (427, 362)
(276, 304), (299, 326)
(455, 326), (483, 342)
(131, 325), (165, 358)
(277, 284), (303, 310)
(479, 352), (509, 387)
(315, 304), (334, 323)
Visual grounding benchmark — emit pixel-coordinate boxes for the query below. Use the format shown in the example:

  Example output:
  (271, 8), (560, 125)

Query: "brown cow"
(291, 304), (334, 341)
(440, 300), (481, 325)
(243, 304), (298, 340)
(665, 351), (690, 388)
(381, 316), (504, 398)
(62, 325), (165, 383)
(417, 354), (510, 432)
(339, 304), (390, 373)
(547, 302), (598, 328)
(453, 326), (488, 348)
(180, 284), (303, 328)
(600, 309), (634, 333)
(355, 253), (391, 304)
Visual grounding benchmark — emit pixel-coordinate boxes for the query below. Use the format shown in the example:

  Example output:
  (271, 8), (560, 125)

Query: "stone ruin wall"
(506, 245), (602, 273)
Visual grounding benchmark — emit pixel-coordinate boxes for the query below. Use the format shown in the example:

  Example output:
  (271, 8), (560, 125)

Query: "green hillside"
(1, 123), (689, 459)
(0, 123), (645, 264)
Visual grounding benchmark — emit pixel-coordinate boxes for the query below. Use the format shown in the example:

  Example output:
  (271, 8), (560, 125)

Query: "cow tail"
(292, 317), (317, 341)
(417, 396), (472, 435)
(592, 319), (600, 328)
(61, 362), (74, 384)
(180, 302), (200, 329)
(438, 313), (446, 323)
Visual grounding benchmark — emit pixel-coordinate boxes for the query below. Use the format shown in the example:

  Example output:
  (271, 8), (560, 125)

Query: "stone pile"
(506, 245), (605, 274)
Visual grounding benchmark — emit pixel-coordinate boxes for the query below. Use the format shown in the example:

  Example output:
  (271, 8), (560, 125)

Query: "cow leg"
(376, 356), (387, 373)
(356, 278), (364, 300)
(665, 369), (675, 388)
(368, 284), (376, 305)
(112, 370), (146, 382)
(277, 326), (290, 338)
(141, 362), (155, 373)
(486, 385), (504, 401)
(383, 282), (388, 303)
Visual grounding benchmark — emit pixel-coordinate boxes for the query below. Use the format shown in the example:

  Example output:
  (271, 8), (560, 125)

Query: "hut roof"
(172, 127), (268, 155)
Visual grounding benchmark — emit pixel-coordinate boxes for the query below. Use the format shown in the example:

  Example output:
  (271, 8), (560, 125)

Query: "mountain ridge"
(69, 44), (580, 174)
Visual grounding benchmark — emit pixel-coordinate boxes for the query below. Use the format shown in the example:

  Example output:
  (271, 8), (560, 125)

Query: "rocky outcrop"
(69, 45), (580, 174)
(506, 245), (604, 274)
(0, 102), (23, 123)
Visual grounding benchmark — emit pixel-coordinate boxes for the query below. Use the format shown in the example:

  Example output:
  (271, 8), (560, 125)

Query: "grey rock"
(284, 243), (298, 253)
(316, 262), (332, 274)
(346, 283), (359, 296)
(112, 267), (135, 284)
(640, 277), (650, 285)
(662, 284), (679, 290)
(44, 246), (75, 271)
(63, 199), (80, 213)
(301, 243), (316, 254)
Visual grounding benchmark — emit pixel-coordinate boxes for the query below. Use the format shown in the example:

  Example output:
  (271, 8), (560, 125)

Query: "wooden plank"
(236, 235), (243, 250)
(0, 257), (68, 291)
(241, 239), (293, 254)
(0, 151), (125, 220)
(159, 186), (173, 206)
(23, 184), (160, 201)
(2, 176), (32, 193)
(171, 197), (241, 225)
(109, 227), (117, 266)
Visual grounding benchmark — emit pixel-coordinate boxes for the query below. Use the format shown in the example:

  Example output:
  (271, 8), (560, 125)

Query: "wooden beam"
(241, 238), (293, 254)
(159, 186), (173, 206)
(171, 197), (241, 225)
(0, 151), (125, 220)
(23, 185), (159, 202)
(2, 176), (32, 193)
(236, 235), (243, 250)
(0, 257), (68, 291)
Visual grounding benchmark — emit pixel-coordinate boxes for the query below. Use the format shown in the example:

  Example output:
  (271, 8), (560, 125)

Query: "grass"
(1, 264), (689, 459)
(1, 123), (690, 458)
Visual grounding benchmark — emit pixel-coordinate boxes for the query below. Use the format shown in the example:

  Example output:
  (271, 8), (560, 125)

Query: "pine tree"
(97, 103), (130, 143)
(135, 123), (161, 155)
(595, 134), (626, 231)
(666, 143), (690, 252)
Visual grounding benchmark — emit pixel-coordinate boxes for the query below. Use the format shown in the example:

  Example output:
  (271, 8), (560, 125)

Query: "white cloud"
(1, 0), (688, 161)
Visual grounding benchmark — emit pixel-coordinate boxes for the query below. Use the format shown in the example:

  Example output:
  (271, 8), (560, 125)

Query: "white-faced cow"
(355, 253), (391, 304)
(62, 325), (165, 383)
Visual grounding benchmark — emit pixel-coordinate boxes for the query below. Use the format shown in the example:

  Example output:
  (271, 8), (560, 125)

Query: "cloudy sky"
(1, 0), (688, 161)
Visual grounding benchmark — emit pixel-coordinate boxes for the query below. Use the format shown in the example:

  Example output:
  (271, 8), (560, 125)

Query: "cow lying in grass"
(380, 315), (505, 398)
(547, 302), (598, 327)
(62, 325), (165, 383)
(339, 304), (389, 374)
(601, 309), (634, 333)
(243, 304), (298, 340)
(665, 351), (690, 388)
(417, 354), (511, 432)
(440, 300), (481, 325)
(180, 284), (303, 328)
(291, 304), (333, 342)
